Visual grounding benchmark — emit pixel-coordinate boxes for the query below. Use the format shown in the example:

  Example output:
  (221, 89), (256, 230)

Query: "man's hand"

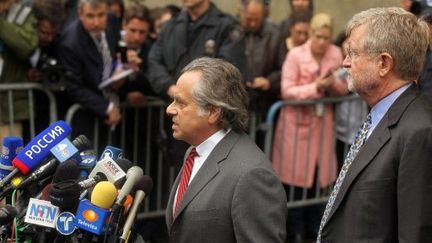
(316, 74), (335, 91)
(246, 77), (271, 91)
(27, 68), (43, 82)
(105, 105), (122, 126)
(126, 49), (142, 71)
(127, 91), (146, 107)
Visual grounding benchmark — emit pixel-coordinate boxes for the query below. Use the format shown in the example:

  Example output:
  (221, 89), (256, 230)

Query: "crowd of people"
(2, 0), (432, 242)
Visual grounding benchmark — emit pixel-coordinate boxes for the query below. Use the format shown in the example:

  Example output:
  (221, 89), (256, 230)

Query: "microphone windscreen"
(116, 158), (133, 173)
(135, 175), (154, 195)
(72, 135), (92, 151)
(50, 179), (80, 209)
(0, 136), (23, 179)
(2, 205), (18, 218)
(52, 160), (80, 183)
(12, 121), (72, 174)
(91, 181), (118, 209)
(40, 183), (54, 201)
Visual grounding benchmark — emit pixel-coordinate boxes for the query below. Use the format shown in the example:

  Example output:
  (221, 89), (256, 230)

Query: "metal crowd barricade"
(0, 83), (58, 139)
(262, 94), (368, 208)
(65, 97), (173, 219)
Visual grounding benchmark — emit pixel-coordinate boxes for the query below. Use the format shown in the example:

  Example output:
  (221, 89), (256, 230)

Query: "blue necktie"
(317, 113), (372, 242)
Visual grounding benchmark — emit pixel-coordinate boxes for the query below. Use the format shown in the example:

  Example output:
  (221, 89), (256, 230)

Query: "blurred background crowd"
(2, 0), (432, 242)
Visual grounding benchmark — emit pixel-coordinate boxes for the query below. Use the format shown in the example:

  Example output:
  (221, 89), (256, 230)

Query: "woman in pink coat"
(272, 13), (348, 242)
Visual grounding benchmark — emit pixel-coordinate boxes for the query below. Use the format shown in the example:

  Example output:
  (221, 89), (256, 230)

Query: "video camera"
(39, 57), (72, 92)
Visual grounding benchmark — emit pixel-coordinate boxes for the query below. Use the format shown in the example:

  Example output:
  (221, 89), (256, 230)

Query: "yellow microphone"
(91, 181), (118, 209)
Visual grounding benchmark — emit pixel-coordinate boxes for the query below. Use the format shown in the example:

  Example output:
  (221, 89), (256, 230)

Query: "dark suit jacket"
(148, 3), (247, 97)
(57, 19), (119, 117)
(166, 131), (287, 243)
(321, 84), (432, 243)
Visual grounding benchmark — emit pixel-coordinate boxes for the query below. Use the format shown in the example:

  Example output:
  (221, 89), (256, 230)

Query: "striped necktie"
(174, 148), (198, 216)
(317, 113), (372, 242)
(95, 34), (112, 82)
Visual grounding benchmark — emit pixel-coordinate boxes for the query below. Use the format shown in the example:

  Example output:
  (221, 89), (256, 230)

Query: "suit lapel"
(170, 131), (240, 225)
(326, 85), (419, 223)
(77, 22), (101, 66)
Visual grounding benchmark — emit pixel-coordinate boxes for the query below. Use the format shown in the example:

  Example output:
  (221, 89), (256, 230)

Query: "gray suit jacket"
(321, 84), (432, 242)
(166, 131), (287, 243)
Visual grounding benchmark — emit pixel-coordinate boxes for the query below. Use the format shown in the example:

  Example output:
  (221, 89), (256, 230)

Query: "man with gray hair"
(165, 57), (287, 243)
(317, 7), (432, 242)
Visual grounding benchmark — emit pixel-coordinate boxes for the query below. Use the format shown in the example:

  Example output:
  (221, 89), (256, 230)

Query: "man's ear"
(208, 107), (221, 125)
(378, 52), (394, 77)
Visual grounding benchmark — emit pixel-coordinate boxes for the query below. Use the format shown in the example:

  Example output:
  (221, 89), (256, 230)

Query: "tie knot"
(188, 148), (198, 159)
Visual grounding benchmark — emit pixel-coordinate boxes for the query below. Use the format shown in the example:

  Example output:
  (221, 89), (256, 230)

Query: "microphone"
(49, 161), (81, 209)
(50, 135), (91, 163)
(115, 166), (143, 206)
(78, 172), (107, 190)
(75, 181), (118, 235)
(120, 176), (153, 243)
(50, 179), (80, 211)
(0, 136), (23, 179)
(0, 205), (18, 225)
(78, 150), (98, 179)
(88, 157), (128, 186)
(99, 145), (123, 161)
(24, 198), (60, 228)
(16, 135), (90, 190)
(52, 160), (80, 183)
(0, 121), (72, 187)
(91, 181), (118, 209)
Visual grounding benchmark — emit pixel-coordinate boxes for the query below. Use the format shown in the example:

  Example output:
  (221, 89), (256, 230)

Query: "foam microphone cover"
(116, 158), (133, 174)
(50, 180), (80, 209)
(91, 181), (118, 209)
(0, 136), (23, 179)
(135, 175), (154, 195)
(72, 135), (92, 151)
(52, 160), (80, 183)
(40, 183), (54, 201)
(50, 179), (80, 209)
(0, 205), (18, 225)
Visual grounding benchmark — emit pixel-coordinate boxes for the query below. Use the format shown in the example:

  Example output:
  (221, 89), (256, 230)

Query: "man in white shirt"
(165, 57), (287, 243)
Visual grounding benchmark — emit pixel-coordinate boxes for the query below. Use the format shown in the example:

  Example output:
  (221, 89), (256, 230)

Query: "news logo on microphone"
(12, 120), (72, 174)
(50, 138), (79, 163)
(0, 137), (23, 179)
(55, 211), (76, 235)
(24, 198), (60, 228)
(74, 199), (110, 235)
(99, 145), (123, 161)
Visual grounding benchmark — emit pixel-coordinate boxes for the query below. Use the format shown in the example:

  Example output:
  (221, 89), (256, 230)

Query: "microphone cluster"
(0, 120), (153, 243)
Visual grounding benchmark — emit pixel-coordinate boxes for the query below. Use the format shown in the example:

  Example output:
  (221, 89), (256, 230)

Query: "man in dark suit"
(165, 57), (287, 243)
(317, 7), (432, 243)
(57, 0), (121, 139)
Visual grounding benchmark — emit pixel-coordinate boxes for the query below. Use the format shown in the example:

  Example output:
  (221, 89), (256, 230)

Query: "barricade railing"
(262, 94), (368, 208)
(65, 97), (171, 219)
(1, 84), (366, 216)
(0, 83), (58, 140)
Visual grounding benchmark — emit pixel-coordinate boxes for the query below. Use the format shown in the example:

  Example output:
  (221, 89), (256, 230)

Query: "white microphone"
(115, 166), (143, 206)
(120, 175), (153, 243)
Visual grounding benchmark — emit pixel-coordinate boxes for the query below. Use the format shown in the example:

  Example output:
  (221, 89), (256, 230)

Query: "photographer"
(27, 0), (70, 130)
(28, 0), (66, 87)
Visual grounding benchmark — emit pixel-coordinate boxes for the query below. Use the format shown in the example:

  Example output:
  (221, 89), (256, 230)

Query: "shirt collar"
(369, 83), (411, 135)
(195, 128), (230, 159)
